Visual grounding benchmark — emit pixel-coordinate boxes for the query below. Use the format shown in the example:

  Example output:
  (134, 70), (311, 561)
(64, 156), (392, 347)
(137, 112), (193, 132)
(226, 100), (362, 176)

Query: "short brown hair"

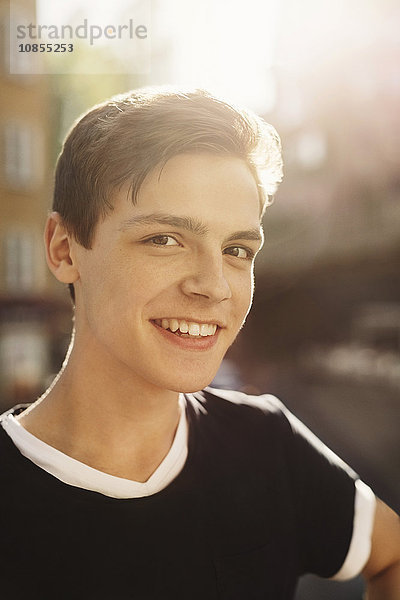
(52, 86), (283, 301)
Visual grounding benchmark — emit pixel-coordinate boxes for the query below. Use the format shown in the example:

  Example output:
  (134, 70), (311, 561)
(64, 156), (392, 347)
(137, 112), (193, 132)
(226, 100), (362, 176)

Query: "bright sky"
(37, 0), (136, 23)
(36, 0), (280, 112)
(153, 0), (280, 113)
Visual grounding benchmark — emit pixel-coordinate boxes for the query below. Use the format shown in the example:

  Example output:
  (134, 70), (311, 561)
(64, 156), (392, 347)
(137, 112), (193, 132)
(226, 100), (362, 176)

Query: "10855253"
(18, 43), (74, 52)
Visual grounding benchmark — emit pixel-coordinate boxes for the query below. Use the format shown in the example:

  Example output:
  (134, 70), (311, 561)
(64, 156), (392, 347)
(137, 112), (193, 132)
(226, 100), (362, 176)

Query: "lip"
(152, 317), (225, 328)
(150, 320), (221, 351)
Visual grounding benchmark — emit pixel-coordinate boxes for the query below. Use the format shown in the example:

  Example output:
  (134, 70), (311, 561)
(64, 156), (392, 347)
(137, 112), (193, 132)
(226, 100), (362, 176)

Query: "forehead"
(131, 153), (261, 224)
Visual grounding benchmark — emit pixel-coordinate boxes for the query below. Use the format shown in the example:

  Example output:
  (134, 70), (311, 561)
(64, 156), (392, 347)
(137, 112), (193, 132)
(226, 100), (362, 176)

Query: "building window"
(3, 121), (36, 188)
(0, 322), (49, 406)
(7, 3), (36, 75)
(3, 229), (36, 294)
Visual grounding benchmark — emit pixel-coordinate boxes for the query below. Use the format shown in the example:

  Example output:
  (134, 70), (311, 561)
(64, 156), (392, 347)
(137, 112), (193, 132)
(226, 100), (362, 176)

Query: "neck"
(17, 340), (182, 481)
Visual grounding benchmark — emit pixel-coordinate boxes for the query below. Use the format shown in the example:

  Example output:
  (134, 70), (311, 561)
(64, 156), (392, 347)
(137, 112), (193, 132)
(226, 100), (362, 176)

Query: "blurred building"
(261, 0), (400, 273)
(2, 0), (399, 407)
(0, 0), (176, 410)
(228, 1), (400, 446)
(0, 0), (71, 409)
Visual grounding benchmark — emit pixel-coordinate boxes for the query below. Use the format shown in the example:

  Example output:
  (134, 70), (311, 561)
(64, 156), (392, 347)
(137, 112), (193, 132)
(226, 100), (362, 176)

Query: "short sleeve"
(275, 401), (364, 578)
(331, 479), (376, 580)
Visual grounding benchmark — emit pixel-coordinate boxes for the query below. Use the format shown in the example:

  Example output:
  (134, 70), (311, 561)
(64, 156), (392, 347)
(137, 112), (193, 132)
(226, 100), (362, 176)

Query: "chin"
(165, 370), (220, 394)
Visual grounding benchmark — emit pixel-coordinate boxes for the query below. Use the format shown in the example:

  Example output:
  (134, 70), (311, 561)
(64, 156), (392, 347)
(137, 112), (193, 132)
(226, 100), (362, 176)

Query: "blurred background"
(1, 0), (399, 597)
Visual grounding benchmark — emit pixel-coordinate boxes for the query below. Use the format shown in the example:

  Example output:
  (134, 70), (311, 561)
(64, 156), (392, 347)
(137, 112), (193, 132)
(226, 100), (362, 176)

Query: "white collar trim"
(1, 395), (188, 499)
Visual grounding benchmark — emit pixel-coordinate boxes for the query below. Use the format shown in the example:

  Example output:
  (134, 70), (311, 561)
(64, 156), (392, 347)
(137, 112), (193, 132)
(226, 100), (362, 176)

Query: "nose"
(180, 252), (232, 303)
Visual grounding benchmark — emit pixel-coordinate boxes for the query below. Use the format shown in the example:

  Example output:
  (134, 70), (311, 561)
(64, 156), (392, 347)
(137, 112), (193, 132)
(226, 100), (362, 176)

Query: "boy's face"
(71, 153), (263, 393)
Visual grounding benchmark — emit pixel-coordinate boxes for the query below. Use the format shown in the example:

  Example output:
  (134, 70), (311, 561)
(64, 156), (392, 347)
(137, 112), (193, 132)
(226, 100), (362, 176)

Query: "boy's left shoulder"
(195, 385), (286, 414)
(186, 386), (290, 437)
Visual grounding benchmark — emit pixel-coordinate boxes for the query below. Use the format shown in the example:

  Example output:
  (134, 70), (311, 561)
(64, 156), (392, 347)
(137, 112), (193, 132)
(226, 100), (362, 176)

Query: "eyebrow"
(119, 212), (264, 244)
(224, 229), (264, 244)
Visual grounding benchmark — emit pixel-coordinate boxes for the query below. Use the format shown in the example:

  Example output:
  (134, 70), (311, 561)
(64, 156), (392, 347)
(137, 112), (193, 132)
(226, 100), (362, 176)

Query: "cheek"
(233, 270), (255, 323)
(77, 261), (130, 325)
(91, 262), (174, 325)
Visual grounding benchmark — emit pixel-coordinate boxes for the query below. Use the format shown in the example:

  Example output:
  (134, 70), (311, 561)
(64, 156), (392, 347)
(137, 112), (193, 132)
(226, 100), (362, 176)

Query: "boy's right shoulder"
(0, 403), (32, 422)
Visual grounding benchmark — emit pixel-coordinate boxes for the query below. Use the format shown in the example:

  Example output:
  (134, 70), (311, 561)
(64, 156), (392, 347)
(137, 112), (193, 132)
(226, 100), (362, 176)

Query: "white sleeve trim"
(331, 479), (376, 581)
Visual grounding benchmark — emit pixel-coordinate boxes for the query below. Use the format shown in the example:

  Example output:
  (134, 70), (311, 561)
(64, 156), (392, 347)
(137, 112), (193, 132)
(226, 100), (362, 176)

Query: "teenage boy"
(1, 88), (399, 599)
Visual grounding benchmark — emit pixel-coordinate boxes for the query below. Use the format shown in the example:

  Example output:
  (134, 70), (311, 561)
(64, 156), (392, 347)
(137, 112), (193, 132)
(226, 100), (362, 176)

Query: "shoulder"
(0, 404), (31, 422)
(185, 386), (294, 452)
(186, 387), (358, 481)
(0, 404), (33, 462)
(0, 407), (28, 484)
(189, 386), (287, 418)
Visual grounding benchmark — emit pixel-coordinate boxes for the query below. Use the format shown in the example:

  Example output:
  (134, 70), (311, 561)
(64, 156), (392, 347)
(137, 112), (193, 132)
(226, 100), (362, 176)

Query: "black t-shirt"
(0, 388), (357, 599)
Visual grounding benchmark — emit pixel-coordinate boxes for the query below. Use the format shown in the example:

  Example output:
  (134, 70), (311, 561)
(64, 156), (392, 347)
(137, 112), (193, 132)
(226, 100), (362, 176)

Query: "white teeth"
(189, 323), (200, 336)
(179, 321), (189, 334)
(200, 324), (209, 337)
(156, 318), (218, 336)
(169, 319), (179, 332)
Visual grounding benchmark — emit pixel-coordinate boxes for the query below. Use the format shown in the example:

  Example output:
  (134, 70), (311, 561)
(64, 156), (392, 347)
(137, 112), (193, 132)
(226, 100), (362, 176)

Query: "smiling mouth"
(152, 318), (219, 338)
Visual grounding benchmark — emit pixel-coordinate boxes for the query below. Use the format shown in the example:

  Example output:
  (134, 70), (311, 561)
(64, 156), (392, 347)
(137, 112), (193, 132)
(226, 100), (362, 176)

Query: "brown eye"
(150, 235), (179, 246)
(224, 246), (253, 259)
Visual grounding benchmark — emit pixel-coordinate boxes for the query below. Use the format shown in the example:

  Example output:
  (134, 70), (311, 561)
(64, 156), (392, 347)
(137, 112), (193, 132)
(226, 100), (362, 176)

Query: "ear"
(44, 212), (80, 284)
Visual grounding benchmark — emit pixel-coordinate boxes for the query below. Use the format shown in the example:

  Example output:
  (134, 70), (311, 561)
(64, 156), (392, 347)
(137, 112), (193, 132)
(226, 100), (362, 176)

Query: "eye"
(224, 246), (254, 260)
(147, 235), (180, 246)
